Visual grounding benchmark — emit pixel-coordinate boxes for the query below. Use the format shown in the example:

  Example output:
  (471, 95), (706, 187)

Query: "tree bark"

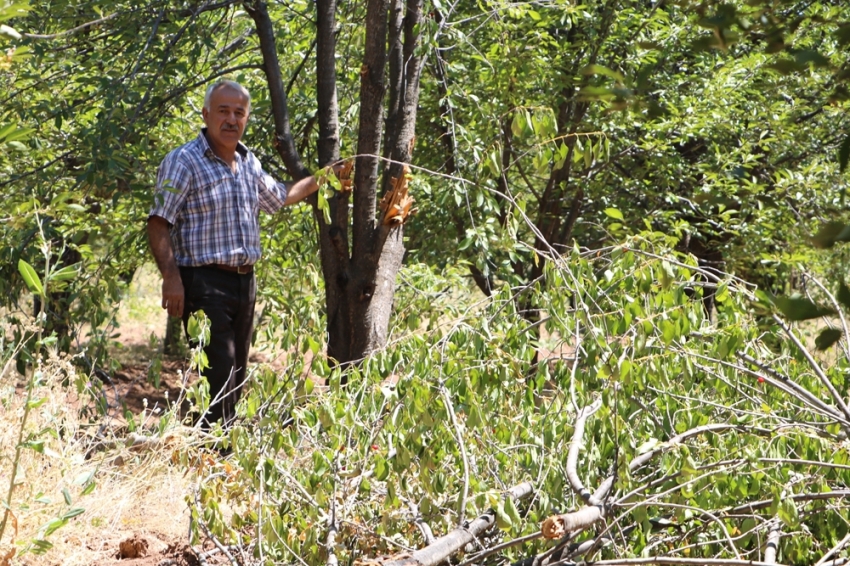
(247, 0), (424, 364)
(384, 482), (534, 566)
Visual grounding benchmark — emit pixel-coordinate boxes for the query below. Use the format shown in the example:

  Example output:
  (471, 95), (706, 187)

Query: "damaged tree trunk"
(245, 0), (424, 364)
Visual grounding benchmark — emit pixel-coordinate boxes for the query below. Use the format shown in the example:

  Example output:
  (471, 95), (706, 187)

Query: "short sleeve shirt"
(149, 129), (288, 267)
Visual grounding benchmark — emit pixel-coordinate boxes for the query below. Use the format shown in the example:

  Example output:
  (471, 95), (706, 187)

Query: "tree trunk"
(246, 0), (424, 364)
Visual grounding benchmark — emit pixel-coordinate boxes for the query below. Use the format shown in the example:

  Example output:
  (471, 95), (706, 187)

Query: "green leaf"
(815, 328), (843, 351)
(23, 439), (45, 453)
(316, 186), (331, 224)
(774, 296), (836, 321)
(18, 259), (44, 297)
(41, 517), (67, 537)
(778, 498), (799, 528)
(504, 495), (522, 526)
(29, 539), (53, 554)
(73, 471), (94, 486)
(4, 126), (34, 143)
(48, 264), (80, 282)
(26, 396), (47, 409)
(62, 488), (72, 506)
(604, 208), (624, 221)
(0, 3), (31, 24)
(494, 499), (512, 530)
(0, 122), (15, 141)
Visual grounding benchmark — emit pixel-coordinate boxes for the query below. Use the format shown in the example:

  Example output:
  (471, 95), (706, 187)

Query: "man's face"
(202, 86), (250, 152)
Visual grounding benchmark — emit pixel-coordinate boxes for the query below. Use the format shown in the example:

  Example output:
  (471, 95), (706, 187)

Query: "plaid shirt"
(149, 129), (288, 267)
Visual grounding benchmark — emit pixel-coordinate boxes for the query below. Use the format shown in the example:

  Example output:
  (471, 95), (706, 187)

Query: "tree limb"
(245, 0), (310, 179)
(567, 398), (604, 505)
(383, 483), (534, 566)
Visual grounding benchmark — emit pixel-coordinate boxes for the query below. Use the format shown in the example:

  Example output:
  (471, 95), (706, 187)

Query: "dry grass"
(0, 353), (194, 566)
(0, 262), (294, 565)
(0, 277), (198, 566)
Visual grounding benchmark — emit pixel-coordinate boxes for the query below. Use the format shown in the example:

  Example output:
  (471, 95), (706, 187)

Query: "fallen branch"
(383, 482), (534, 566)
(541, 506), (604, 540)
(815, 532), (850, 566)
(326, 522), (339, 566)
(567, 398), (604, 505)
(764, 522), (780, 565)
(457, 532), (541, 566)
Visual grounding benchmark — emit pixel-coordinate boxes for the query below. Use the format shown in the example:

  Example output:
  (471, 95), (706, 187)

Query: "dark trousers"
(179, 266), (256, 428)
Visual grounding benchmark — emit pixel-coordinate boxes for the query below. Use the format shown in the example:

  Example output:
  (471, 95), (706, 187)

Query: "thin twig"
(193, 489), (238, 566)
(772, 314), (850, 423)
(440, 382), (471, 526)
(569, 319), (581, 412)
(815, 532), (850, 566)
(727, 490), (850, 515)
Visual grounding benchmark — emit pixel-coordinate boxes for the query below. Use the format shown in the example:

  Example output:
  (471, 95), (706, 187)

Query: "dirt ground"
(10, 268), (244, 566)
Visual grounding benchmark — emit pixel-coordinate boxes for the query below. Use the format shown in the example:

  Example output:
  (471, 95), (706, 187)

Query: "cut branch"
(764, 523), (780, 565)
(541, 505), (604, 540)
(383, 483), (534, 566)
(566, 398), (603, 505)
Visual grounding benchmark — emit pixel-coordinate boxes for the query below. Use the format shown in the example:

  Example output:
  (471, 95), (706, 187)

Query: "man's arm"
(147, 215), (185, 318)
(282, 162), (348, 206)
(283, 175), (320, 205)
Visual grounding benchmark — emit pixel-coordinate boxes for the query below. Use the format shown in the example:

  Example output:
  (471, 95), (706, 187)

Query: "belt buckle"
(237, 265), (251, 274)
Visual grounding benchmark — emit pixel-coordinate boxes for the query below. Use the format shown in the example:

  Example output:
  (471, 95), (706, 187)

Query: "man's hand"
(162, 274), (185, 318)
(147, 215), (184, 318)
(331, 159), (353, 193)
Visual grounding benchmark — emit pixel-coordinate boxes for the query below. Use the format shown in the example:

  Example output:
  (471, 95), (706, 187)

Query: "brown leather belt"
(207, 263), (253, 274)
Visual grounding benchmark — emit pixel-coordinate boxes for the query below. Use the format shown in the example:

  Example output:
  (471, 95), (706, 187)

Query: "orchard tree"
(246, 0), (424, 364)
(1, 0), (426, 366)
(408, 0), (850, 317)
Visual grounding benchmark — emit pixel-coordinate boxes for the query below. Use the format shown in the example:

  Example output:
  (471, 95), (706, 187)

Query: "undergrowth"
(4, 232), (850, 566)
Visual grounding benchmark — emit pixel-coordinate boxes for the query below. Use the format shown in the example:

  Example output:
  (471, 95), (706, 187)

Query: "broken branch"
(383, 482), (534, 566)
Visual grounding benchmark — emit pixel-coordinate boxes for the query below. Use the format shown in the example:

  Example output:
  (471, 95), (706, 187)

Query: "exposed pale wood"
(541, 505), (604, 540)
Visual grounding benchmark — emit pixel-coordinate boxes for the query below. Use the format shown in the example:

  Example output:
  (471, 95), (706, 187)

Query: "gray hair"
(203, 80), (251, 112)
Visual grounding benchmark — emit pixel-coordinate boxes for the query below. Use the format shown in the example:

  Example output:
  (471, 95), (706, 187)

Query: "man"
(148, 79), (334, 427)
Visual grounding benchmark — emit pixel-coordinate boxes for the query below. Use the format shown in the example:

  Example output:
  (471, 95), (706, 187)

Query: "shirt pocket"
(187, 173), (230, 215)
